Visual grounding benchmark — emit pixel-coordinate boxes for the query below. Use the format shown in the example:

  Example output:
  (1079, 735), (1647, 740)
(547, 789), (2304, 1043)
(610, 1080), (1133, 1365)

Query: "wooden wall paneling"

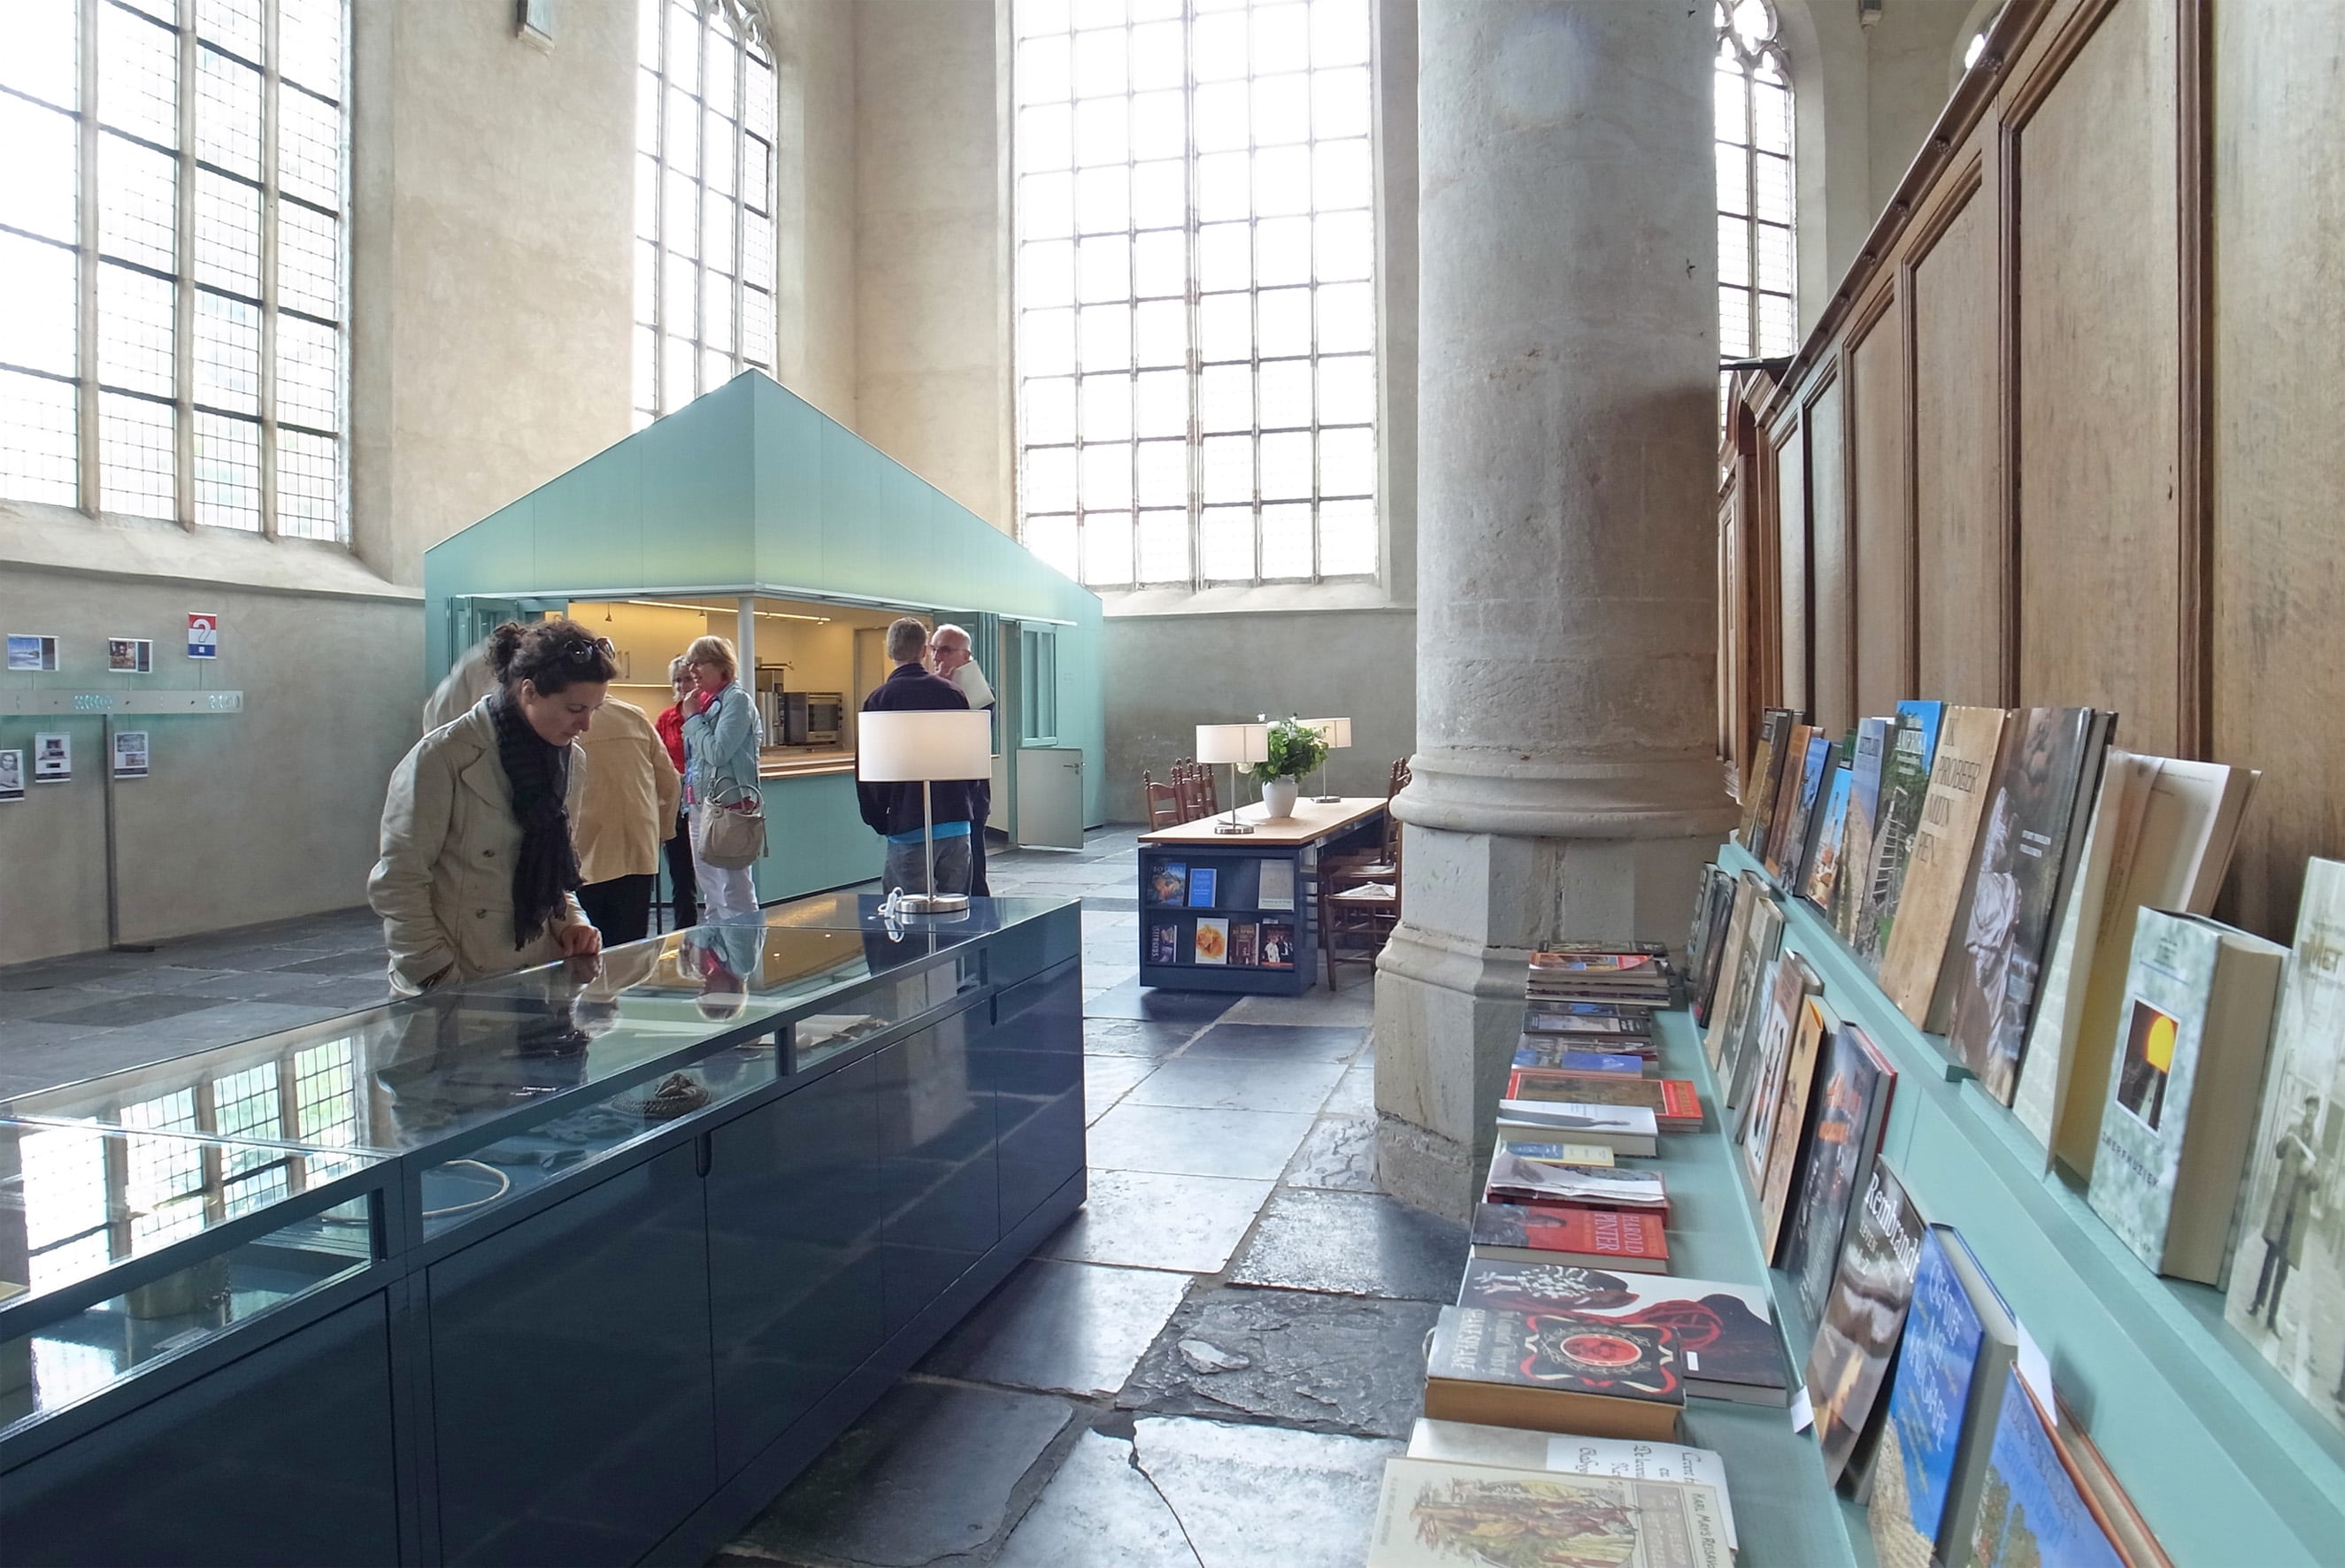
(1771, 410), (1808, 718)
(1908, 152), (2005, 705)
(1845, 288), (1912, 715)
(2210, 0), (2345, 941)
(2010, 0), (2183, 752)
(1804, 370), (1852, 735)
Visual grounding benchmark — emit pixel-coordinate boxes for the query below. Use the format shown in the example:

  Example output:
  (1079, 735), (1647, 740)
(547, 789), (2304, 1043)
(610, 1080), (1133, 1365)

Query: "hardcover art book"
(1258, 920), (1296, 968)
(1453, 1261), (1788, 1405)
(1230, 921), (1258, 967)
(1833, 716), (1895, 942)
(1872, 1226), (2020, 1566)
(1966, 1371), (2125, 1568)
(1483, 1149), (1669, 1213)
(1470, 1203), (1669, 1272)
(1703, 882), (1780, 1075)
(1807, 1160), (1928, 1487)
(1423, 1304), (1685, 1440)
(1802, 759), (1856, 911)
(1740, 706), (1798, 849)
(1942, 707), (2112, 1104)
(1525, 1002), (1657, 1038)
(2087, 910), (2287, 1281)
(1405, 1419), (1741, 1553)
(1508, 1067), (1700, 1130)
(1492, 1138), (1616, 1168)
(1258, 858), (1296, 910)
(1753, 995), (1836, 1262)
(1768, 730), (1836, 885)
(1191, 916), (1231, 966)
(1366, 1458), (1730, 1568)
(1147, 861), (1188, 905)
(2225, 857), (2345, 1433)
(1781, 1023), (1896, 1326)
(1510, 1046), (1651, 1078)
(1146, 922), (1180, 965)
(1880, 705), (2011, 1027)
(1854, 707), (1942, 972)
(1763, 722), (1821, 875)
(1496, 1099), (1659, 1157)
(1187, 865), (1219, 907)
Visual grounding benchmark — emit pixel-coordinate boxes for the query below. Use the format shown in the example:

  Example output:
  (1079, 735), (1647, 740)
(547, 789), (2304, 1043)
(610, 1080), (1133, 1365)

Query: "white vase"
(1262, 776), (1301, 819)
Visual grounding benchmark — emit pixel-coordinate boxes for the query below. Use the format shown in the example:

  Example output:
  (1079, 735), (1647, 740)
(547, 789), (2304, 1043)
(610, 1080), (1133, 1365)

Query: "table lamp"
(1195, 721), (1270, 834)
(1304, 717), (1352, 802)
(858, 709), (994, 913)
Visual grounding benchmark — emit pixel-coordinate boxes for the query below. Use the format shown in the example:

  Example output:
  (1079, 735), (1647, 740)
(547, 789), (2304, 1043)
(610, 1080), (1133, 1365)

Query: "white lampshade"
(858, 709), (992, 781)
(1305, 717), (1354, 749)
(1195, 721), (1270, 766)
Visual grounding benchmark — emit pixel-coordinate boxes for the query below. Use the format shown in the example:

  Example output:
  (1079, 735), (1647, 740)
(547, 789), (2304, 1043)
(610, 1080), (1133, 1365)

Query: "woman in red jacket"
(656, 655), (700, 928)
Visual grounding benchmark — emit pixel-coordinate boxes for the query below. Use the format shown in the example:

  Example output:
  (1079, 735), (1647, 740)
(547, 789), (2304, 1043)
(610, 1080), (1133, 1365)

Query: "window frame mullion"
(173, 0), (196, 530)
(258, 0), (281, 538)
(77, 0), (101, 518)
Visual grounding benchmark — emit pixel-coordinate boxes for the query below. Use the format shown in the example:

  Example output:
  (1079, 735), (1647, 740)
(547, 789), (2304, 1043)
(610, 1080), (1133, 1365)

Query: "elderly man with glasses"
(926, 623), (996, 896)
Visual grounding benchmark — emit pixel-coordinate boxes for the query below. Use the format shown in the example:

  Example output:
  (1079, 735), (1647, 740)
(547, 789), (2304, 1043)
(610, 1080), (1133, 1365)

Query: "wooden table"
(1135, 796), (1389, 994)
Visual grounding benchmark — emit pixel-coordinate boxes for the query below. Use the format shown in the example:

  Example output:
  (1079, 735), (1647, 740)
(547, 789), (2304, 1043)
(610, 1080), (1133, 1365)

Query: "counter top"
(759, 747), (854, 779)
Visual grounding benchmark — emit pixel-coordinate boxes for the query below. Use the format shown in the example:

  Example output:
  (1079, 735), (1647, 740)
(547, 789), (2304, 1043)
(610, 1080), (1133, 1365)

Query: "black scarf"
(488, 690), (581, 949)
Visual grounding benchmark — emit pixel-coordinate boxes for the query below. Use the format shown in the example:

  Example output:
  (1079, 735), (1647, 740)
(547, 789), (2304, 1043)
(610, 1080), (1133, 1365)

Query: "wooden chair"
(1325, 757), (1411, 886)
(1172, 762), (1209, 823)
(1142, 773), (1182, 831)
(1318, 840), (1400, 990)
(1197, 762), (1219, 818)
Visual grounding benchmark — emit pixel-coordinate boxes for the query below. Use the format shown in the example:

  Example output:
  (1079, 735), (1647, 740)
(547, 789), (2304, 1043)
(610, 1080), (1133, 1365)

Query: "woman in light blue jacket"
(680, 634), (764, 920)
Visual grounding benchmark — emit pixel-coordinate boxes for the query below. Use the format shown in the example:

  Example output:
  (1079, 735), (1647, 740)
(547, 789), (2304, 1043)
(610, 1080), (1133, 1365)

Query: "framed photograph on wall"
(106, 637), (154, 674)
(6, 634), (58, 672)
(112, 731), (150, 779)
(33, 734), (70, 782)
(0, 751), (22, 801)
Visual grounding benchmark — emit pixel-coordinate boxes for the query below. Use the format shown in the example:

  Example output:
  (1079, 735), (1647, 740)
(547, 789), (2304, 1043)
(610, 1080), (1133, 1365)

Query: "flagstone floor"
(0, 827), (1456, 1568)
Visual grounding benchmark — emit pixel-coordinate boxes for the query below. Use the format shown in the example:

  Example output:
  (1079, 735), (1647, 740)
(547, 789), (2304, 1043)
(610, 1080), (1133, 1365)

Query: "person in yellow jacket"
(572, 696), (681, 944)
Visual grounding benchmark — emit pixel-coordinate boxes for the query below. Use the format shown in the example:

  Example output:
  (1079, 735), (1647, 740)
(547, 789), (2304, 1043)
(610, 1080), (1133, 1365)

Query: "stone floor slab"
(1219, 988), (1377, 1028)
(1226, 1188), (1465, 1303)
(1082, 1019), (1198, 1060)
(1036, 1170), (1273, 1274)
(1117, 1286), (1439, 1439)
(1084, 1056), (1158, 1125)
(991, 1431), (1200, 1568)
(919, 1259), (1193, 1399)
(1177, 1022), (1368, 1064)
(1133, 1417), (1402, 1568)
(1282, 1116), (1379, 1192)
(1081, 980), (1240, 1026)
(727, 1381), (1078, 1568)
(1322, 1061), (1375, 1119)
(1119, 1055), (1348, 1116)
(1087, 1103), (1315, 1182)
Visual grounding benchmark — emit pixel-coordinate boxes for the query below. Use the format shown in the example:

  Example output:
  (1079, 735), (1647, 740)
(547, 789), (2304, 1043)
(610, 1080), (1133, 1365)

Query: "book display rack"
(1134, 796), (1388, 995)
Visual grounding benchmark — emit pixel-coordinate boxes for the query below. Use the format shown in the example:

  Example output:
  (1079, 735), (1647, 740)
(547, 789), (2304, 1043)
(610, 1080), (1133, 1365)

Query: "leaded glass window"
(1717, 0), (1795, 420)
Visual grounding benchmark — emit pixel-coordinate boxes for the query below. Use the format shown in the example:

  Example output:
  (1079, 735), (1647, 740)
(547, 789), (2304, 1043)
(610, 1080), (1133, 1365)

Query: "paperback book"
(1873, 1226), (2021, 1566)
(1483, 1149), (1669, 1213)
(1802, 759), (1857, 911)
(1496, 1099), (1659, 1157)
(1740, 706), (1798, 849)
(1833, 716), (1895, 942)
(1769, 730), (1837, 885)
(1146, 861), (1187, 905)
(1187, 865), (1219, 907)
(1753, 994), (1838, 1264)
(1688, 864), (1740, 1022)
(1146, 922), (1179, 965)
(1191, 916), (1230, 966)
(1366, 1458), (1730, 1568)
(1491, 1137), (1616, 1167)
(1258, 920), (1296, 968)
(1706, 888), (1783, 1080)
(1453, 1261), (1788, 1406)
(1700, 875), (1764, 1068)
(1763, 723), (1821, 876)
(1807, 1160), (1928, 1487)
(1229, 921), (1258, 967)
(1880, 705), (2011, 1029)
(1855, 705), (1945, 972)
(1423, 1304), (1684, 1440)
(1780, 1023), (1897, 1326)
(1508, 1067), (1701, 1130)
(1405, 1419), (1741, 1552)
(1470, 1203), (1669, 1272)
(1511, 1043), (1651, 1077)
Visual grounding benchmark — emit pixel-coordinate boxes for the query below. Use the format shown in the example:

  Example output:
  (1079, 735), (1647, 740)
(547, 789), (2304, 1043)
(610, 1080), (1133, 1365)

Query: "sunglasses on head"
(563, 635), (616, 663)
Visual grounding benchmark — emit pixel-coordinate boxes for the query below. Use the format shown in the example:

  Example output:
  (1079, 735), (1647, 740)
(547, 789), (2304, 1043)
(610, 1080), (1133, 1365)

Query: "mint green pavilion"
(422, 373), (1104, 902)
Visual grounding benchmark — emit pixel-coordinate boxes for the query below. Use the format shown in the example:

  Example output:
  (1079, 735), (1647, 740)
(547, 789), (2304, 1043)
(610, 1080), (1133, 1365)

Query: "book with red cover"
(1509, 1067), (1703, 1132)
(1470, 1203), (1671, 1272)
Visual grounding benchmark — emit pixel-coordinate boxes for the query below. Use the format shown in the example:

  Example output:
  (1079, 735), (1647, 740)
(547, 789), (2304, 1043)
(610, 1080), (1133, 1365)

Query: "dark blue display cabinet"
(0, 895), (1083, 1566)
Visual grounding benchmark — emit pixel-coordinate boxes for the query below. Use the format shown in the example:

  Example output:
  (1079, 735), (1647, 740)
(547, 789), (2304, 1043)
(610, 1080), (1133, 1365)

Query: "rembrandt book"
(1806, 1160), (1927, 1488)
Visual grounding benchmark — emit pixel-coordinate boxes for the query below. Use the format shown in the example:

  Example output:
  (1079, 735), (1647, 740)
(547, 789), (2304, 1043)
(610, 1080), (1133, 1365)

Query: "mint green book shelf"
(1697, 836), (2345, 1564)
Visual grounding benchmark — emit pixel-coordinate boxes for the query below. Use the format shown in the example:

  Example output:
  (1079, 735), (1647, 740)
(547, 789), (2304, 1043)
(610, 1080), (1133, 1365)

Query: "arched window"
(633, 0), (777, 427)
(1011, 0), (1380, 590)
(1716, 0), (1795, 416)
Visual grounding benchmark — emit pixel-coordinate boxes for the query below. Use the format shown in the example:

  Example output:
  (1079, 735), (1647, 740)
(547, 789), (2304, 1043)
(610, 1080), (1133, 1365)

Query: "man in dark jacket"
(857, 617), (979, 897)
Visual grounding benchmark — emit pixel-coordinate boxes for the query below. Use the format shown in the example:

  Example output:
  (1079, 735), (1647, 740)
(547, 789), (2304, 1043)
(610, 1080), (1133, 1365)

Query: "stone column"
(1375, 1), (1734, 1217)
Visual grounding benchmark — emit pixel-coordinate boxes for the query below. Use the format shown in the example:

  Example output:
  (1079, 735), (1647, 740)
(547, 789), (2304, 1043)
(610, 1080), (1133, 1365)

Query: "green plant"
(1249, 717), (1330, 783)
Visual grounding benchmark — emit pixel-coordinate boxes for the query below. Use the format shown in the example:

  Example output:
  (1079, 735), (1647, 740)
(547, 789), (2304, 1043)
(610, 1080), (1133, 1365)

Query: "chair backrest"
(1382, 757), (1411, 856)
(1198, 764), (1220, 818)
(1172, 764), (1206, 822)
(1143, 775), (1182, 831)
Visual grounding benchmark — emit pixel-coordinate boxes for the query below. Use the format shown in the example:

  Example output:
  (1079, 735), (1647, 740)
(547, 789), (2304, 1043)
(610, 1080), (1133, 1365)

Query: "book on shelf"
(1191, 916), (1231, 966)
(2014, 754), (2261, 1177)
(1405, 1418), (1741, 1552)
(1762, 722), (1821, 875)
(1526, 952), (1674, 1004)
(1688, 864), (1740, 1024)
(1422, 1304), (1685, 1441)
(1752, 993), (1838, 1264)
(1965, 1370), (2127, 1568)
(1187, 865), (1219, 908)
(2049, 1396), (2174, 1568)
(2086, 909), (2287, 1282)
(1484, 1149), (1669, 1213)
(1509, 1066), (1701, 1131)
(1727, 950), (1818, 1134)
(1455, 1260), (1788, 1407)
(1496, 1099), (1658, 1157)
(1146, 921), (1179, 966)
(2225, 857), (2345, 1433)
(1780, 1022), (1897, 1327)
(1768, 729), (1836, 884)
(1872, 1226), (2022, 1568)
(1739, 706), (1798, 850)
(1537, 940), (1674, 958)
(1147, 860), (1188, 905)
(1807, 1159), (1928, 1488)
(1367, 1457), (1731, 1568)
(1492, 1135), (1617, 1167)
(1525, 1002), (1657, 1039)
(1832, 715), (1895, 942)
(1879, 704), (2011, 1029)
(1942, 706), (2114, 1104)
(1701, 876), (1775, 1072)
(1258, 920), (1296, 968)
(1229, 920), (1257, 967)
(1470, 1203), (1668, 1272)
(1511, 1045), (1650, 1077)
(1258, 858), (1296, 910)
(1801, 757), (1857, 911)
(1853, 703), (1947, 972)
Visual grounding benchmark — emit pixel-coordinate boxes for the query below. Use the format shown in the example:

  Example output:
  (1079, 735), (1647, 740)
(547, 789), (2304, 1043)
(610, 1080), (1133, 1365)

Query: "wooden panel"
(1805, 375), (1851, 734)
(2013, 0), (2181, 750)
(2211, 0), (2345, 940)
(1772, 415), (1808, 717)
(1847, 296), (1911, 714)
(1910, 168), (2004, 704)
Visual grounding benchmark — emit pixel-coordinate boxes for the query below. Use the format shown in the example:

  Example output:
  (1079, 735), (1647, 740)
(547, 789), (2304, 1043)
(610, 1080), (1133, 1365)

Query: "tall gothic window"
(1011, 0), (1380, 590)
(1716, 0), (1795, 416)
(0, 0), (350, 539)
(633, 0), (776, 428)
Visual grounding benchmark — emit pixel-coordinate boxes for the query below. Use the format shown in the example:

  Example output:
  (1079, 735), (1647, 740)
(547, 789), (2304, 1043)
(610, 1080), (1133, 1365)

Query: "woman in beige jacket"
(370, 619), (615, 995)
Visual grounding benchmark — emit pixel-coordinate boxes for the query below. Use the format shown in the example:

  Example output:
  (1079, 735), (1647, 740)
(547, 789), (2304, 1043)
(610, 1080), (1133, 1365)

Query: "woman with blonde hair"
(680, 634), (764, 919)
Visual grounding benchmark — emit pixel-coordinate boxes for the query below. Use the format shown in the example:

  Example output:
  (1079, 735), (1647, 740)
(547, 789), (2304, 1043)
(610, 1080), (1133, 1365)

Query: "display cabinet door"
(706, 1056), (885, 1479)
(973, 957), (1084, 1234)
(875, 1011), (1000, 1337)
(0, 1294), (400, 1567)
(426, 1142), (714, 1567)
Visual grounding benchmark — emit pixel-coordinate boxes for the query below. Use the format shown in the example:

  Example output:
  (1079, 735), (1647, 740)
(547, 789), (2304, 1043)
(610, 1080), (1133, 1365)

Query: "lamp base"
(1312, 795), (1341, 803)
(894, 892), (972, 914)
(1212, 819), (1256, 834)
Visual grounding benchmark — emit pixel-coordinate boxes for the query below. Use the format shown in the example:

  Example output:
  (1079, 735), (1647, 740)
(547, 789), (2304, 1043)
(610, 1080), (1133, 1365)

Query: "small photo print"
(32, 734), (71, 782)
(1147, 922), (1180, 965)
(112, 730), (150, 779)
(1148, 861), (1188, 905)
(0, 750), (21, 801)
(107, 637), (154, 674)
(6, 634), (58, 672)
(2116, 997), (2178, 1131)
(1259, 920), (1296, 970)
(1193, 917), (1230, 965)
(1188, 865), (1219, 908)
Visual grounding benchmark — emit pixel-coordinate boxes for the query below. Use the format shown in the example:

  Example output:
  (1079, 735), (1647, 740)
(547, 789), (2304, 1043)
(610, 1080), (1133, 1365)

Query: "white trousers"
(689, 804), (760, 921)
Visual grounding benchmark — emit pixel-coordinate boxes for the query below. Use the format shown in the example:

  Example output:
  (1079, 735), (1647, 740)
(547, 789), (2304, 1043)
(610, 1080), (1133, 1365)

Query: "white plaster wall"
(771, 0), (861, 424)
(1866, 0), (1980, 212)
